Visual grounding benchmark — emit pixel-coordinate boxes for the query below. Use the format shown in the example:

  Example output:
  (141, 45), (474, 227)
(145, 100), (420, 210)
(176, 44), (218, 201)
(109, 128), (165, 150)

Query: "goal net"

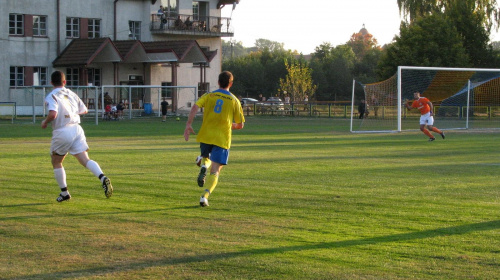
(0, 102), (16, 123)
(351, 66), (500, 132)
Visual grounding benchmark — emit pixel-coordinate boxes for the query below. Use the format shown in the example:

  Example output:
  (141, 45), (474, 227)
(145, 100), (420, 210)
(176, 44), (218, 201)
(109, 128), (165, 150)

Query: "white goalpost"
(351, 66), (500, 133)
(0, 102), (16, 123)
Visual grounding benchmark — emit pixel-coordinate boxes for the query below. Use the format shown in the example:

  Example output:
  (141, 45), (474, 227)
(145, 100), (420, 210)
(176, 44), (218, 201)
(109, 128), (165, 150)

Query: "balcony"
(150, 13), (234, 37)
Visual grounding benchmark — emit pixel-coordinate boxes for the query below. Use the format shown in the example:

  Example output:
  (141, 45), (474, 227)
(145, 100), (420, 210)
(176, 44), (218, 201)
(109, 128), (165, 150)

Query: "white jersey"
(45, 87), (87, 130)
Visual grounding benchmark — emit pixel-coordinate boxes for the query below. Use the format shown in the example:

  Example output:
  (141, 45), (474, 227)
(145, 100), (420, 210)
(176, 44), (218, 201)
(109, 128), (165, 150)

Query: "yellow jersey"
(195, 89), (245, 149)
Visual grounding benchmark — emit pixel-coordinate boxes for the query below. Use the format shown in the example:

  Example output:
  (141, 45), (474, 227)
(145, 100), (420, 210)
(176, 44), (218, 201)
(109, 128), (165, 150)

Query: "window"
(192, 2), (199, 20)
(128, 21), (141, 40)
(88, 68), (101, 86)
(88, 19), (101, 38)
(161, 82), (173, 98)
(66, 68), (79, 86)
(66, 17), (80, 38)
(10, 67), (24, 87)
(9, 14), (24, 35)
(33, 67), (48, 86)
(33, 16), (47, 36)
(161, 0), (178, 16)
(198, 82), (210, 98)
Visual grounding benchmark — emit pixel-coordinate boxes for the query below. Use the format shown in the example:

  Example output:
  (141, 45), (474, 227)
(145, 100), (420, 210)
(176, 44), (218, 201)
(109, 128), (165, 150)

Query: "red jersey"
(411, 97), (431, 115)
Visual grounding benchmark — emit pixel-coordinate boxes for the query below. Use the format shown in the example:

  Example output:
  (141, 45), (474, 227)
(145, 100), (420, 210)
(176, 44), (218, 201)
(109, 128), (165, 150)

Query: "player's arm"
(427, 100), (434, 115)
(41, 110), (57, 129)
(232, 122), (244, 130)
(404, 99), (412, 110)
(184, 104), (199, 141)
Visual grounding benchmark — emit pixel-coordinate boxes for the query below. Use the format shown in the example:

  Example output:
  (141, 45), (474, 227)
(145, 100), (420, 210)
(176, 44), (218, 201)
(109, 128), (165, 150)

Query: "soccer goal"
(351, 66), (500, 133)
(0, 102), (16, 123)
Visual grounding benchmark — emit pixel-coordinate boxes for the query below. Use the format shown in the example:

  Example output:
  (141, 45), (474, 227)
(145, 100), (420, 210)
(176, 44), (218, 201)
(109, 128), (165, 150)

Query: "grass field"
(1, 116), (499, 279)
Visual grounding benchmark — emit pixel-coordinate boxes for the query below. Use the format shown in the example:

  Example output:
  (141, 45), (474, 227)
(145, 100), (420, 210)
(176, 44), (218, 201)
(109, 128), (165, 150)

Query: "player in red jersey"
(405, 91), (445, 141)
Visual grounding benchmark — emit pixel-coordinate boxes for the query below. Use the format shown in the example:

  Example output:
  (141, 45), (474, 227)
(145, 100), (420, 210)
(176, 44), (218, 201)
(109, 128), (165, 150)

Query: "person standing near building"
(405, 91), (445, 141)
(161, 98), (169, 122)
(358, 99), (367, 119)
(184, 71), (245, 207)
(41, 71), (113, 202)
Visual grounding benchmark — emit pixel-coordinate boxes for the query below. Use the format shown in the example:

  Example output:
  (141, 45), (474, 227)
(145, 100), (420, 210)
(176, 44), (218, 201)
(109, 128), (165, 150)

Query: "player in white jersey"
(41, 71), (113, 202)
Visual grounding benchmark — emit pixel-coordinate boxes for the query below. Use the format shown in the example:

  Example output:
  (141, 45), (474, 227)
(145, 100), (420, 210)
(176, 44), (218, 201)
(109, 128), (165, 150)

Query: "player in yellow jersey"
(184, 71), (245, 207)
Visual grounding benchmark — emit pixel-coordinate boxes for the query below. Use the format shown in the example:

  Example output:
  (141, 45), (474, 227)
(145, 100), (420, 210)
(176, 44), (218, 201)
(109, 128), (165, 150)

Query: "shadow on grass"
(0, 206), (194, 221)
(0, 203), (51, 208)
(9, 220), (499, 279)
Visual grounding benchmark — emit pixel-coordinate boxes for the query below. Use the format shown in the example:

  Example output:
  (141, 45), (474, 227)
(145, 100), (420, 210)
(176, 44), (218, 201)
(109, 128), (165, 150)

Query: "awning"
(53, 38), (122, 67)
(54, 39), (209, 66)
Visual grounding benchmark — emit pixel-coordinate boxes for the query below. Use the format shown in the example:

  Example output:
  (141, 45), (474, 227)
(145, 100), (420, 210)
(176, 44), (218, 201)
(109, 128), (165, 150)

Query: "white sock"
(54, 168), (68, 195)
(86, 160), (104, 180)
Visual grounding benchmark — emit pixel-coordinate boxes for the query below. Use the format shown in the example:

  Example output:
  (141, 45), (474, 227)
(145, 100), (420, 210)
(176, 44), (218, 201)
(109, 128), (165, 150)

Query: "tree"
(254, 39), (285, 52)
(397, 0), (500, 30)
(347, 26), (379, 59)
(396, 0), (500, 67)
(222, 41), (297, 99)
(222, 40), (249, 60)
(310, 44), (356, 101)
(347, 26), (383, 84)
(377, 13), (471, 79)
(278, 60), (317, 102)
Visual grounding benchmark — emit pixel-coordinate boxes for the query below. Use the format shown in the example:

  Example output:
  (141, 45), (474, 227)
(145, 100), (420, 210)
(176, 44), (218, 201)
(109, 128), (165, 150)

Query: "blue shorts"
(200, 143), (229, 165)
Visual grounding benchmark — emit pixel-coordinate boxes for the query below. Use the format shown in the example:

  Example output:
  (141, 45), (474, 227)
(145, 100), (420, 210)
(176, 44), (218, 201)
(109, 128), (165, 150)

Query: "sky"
(221, 0), (500, 54)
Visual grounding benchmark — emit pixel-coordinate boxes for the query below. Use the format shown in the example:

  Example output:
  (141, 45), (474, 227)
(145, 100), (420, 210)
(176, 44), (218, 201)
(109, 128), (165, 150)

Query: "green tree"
(347, 26), (383, 84)
(254, 39), (285, 52)
(377, 13), (470, 79)
(278, 60), (317, 102)
(310, 44), (356, 101)
(397, 0), (500, 29)
(396, 0), (500, 67)
(222, 41), (297, 99)
(222, 40), (249, 60)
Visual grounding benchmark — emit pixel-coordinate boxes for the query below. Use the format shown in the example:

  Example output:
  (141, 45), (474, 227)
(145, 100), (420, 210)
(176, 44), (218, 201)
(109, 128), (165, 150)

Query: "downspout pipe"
(114, 0), (119, 40)
(56, 0), (60, 55)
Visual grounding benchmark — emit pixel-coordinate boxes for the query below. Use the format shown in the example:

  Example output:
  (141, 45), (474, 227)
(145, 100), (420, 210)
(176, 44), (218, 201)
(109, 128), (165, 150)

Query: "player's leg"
(50, 129), (72, 202)
(420, 124), (434, 139)
(71, 126), (112, 198)
(200, 147), (228, 207)
(427, 117), (445, 139)
(197, 144), (213, 187)
(73, 152), (113, 198)
(419, 114), (435, 140)
(52, 153), (71, 202)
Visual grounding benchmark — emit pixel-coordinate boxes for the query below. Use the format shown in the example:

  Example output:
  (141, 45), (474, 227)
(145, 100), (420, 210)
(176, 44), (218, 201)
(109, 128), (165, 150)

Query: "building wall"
(2, 0), (226, 115)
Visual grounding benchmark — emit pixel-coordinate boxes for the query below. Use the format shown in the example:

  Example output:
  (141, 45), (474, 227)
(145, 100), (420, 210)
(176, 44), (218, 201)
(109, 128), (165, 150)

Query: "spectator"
(161, 98), (169, 122)
(358, 99), (367, 119)
(116, 102), (124, 119)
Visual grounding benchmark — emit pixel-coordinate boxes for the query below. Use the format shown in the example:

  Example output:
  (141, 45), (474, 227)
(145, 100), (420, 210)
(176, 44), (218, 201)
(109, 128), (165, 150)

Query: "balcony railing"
(150, 13), (234, 37)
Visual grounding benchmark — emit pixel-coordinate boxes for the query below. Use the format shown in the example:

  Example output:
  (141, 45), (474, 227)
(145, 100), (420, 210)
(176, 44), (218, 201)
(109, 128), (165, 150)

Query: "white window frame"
(33, 15), (47, 37)
(33, 67), (48, 86)
(66, 17), (80, 38)
(9, 14), (24, 36)
(192, 2), (199, 20)
(66, 68), (79, 86)
(88, 19), (101, 38)
(128, 21), (141, 40)
(88, 68), (101, 86)
(10, 67), (24, 87)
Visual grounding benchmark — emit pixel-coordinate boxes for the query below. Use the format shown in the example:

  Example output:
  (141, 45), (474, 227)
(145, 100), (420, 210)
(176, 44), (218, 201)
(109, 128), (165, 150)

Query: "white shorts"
(50, 124), (89, 156)
(419, 112), (434, 126)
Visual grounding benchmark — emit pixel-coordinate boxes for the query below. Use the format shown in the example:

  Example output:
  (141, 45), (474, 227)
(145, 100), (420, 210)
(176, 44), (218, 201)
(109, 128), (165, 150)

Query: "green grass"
(1, 117), (499, 279)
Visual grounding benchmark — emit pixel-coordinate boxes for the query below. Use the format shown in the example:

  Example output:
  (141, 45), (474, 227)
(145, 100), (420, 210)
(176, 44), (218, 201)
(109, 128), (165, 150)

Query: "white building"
(1, 0), (238, 115)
